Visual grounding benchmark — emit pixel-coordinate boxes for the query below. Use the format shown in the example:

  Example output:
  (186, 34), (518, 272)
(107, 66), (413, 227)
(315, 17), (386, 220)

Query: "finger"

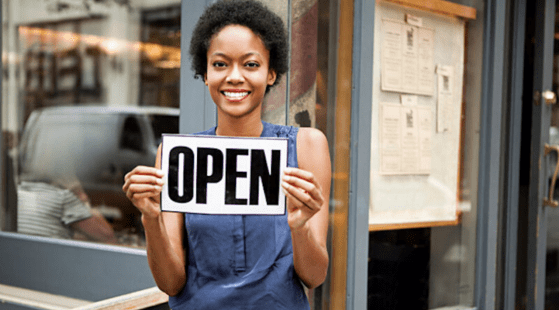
(130, 191), (162, 200)
(283, 167), (317, 184)
(125, 166), (164, 181)
(123, 174), (164, 193)
(127, 174), (165, 186)
(126, 184), (162, 198)
(281, 174), (322, 201)
(282, 181), (320, 212)
(127, 191), (160, 205)
(283, 187), (304, 212)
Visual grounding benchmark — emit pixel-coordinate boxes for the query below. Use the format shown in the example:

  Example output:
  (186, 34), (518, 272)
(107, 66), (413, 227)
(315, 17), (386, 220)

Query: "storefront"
(0, 0), (558, 309)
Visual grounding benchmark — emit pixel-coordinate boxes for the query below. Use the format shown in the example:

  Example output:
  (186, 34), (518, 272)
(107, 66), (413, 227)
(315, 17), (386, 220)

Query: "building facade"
(0, 0), (557, 309)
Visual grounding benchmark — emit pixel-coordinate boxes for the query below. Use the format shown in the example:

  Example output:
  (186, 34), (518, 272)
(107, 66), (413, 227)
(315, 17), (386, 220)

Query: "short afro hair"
(189, 0), (289, 91)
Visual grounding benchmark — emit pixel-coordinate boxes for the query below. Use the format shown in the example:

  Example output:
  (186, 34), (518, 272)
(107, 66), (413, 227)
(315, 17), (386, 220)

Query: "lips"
(222, 91), (250, 100)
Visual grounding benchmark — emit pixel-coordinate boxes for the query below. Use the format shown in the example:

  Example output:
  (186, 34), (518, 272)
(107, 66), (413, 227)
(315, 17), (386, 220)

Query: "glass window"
(1, 0), (180, 247)
(120, 116), (144, 152)
(0, 0), (346, 308)
(367, 0), (484, 308)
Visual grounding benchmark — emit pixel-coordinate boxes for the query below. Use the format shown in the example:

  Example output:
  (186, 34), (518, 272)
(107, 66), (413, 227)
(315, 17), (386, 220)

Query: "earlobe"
(268, 70), (277, 86)
(204, 73), (208, 85)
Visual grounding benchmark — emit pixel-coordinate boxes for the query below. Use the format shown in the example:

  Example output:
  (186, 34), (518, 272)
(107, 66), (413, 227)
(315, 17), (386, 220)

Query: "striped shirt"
(17, 181), (92, 239)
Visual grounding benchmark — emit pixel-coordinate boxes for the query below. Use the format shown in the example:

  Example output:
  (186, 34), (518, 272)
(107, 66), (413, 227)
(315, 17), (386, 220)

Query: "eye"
(212, 61), (227, 68)
(245, 61), (260, 68)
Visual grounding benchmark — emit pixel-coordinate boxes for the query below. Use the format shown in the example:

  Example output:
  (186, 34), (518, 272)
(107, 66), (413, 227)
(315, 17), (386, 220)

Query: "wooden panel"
(379, 0), (477, 20)
(328, 0), (355, 308)
(0, 284), (167, 310)
(74, 287), (168, 310)
(369, 211), (462, 231)
(0, 284), (91, 310)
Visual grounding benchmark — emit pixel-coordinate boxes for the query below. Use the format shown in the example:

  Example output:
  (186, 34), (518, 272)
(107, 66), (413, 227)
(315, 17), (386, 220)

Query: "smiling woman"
(204, 24), (277, 128)
(122, 0), (331, 309)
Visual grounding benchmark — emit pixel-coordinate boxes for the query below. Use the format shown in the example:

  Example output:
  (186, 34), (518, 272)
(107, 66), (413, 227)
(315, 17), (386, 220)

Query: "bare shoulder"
(297, 127), (328, 150)
(296, 127), (330, 170)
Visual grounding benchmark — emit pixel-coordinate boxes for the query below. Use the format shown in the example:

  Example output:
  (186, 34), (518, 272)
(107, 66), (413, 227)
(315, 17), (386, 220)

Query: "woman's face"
(205, 24), (276, 120)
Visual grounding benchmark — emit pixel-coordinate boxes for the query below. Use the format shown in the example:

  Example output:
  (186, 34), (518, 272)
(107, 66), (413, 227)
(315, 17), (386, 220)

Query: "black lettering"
(249, 149), (281, 205)
(196, 148), (224, 204)
(168, 146), (194, 203)
(225, 149), (249, 205)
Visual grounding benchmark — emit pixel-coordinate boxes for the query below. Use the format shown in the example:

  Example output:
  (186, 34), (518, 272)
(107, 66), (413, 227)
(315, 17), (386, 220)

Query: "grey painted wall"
(0, 232), (156, 302)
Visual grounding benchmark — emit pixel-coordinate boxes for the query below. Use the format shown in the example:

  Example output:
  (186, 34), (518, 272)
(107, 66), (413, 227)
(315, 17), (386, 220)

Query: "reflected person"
(17, 175), (117, 243)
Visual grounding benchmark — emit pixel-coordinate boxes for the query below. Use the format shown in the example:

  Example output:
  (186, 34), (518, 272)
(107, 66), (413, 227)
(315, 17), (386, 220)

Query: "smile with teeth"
(222, 91), (250, 100)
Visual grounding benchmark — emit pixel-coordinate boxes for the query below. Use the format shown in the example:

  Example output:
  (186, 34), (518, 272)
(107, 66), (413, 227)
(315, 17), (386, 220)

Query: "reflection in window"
(140, 6), (181, 108)
(120, 116), (144, 152)
(2, 0), (181, 248)
(20, 20), (105, 117)
(150, 114), (179, 147)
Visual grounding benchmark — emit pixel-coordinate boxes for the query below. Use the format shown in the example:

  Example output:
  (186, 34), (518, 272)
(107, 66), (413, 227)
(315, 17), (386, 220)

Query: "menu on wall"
(379, 103), (432, 175)
(436, 65), (454, 133)
(381, 18), (435, 96)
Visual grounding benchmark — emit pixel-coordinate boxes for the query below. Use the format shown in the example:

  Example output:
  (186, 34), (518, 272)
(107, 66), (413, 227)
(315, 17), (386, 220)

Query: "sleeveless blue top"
(168, 121), (309, 310)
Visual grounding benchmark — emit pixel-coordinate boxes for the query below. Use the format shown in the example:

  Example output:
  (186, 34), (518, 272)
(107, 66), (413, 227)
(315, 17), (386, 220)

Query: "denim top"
(168, 121), (309, 310)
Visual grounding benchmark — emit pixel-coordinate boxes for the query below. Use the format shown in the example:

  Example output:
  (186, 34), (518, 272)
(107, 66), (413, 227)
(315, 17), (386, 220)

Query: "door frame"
(474, 0), (508, 309)
(501, 0), (526, 308)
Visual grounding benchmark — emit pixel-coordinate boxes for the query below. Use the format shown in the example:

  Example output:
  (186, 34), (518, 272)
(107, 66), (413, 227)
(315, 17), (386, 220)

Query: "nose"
(226, 64), (244, 84)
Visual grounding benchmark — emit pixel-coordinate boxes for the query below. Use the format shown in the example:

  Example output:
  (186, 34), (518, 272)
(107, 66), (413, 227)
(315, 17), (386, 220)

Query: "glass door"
(544, 1), (559, 308)
(520, 0), (558, 308)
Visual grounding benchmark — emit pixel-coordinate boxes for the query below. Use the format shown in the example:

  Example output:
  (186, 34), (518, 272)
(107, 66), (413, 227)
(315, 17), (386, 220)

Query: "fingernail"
(156, 169), (164, 176)
(282, 175), (291, 182)
(284, 167), (293, 173)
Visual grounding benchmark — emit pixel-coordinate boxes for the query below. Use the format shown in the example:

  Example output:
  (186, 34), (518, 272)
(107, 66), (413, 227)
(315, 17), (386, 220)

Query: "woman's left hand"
(282, 167), (325, 230)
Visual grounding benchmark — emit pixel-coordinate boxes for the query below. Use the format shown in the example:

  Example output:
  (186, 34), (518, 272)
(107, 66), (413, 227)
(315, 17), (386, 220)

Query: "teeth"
(223, 91), (249, 99)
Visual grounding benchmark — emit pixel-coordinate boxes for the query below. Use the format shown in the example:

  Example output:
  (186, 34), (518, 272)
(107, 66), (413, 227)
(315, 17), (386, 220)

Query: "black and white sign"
(161, 134), (288, 215)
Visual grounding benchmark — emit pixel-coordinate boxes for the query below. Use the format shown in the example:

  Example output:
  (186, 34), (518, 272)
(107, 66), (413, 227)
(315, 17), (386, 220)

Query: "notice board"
(369, 0), (476, 230)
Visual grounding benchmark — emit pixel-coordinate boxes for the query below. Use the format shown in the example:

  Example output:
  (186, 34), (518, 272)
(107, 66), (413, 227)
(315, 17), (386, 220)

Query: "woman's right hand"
(122, 166), (165, 219)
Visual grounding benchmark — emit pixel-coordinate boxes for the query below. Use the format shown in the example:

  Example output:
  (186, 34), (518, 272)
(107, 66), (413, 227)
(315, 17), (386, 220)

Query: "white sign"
(381, 18), (435, 96)
(436, 65), (454, 133)
(379, 103), (432, 175)
(160, 135), (288, 215)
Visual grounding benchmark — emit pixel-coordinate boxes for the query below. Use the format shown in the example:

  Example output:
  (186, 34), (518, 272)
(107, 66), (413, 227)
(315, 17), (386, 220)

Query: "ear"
(267, 69), (277, 86)
(204, 73), (208, 85)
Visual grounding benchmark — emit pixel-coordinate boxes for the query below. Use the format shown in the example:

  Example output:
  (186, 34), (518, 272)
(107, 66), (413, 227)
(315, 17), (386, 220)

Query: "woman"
(122, 1), (331, 308)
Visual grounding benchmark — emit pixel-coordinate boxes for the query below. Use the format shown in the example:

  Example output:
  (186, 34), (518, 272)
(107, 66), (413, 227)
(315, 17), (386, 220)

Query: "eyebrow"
(209, 52), (263, 59)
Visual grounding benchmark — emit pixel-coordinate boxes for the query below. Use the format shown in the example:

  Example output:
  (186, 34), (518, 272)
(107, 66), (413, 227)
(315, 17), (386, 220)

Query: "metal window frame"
(179, 0), (216, 133)
(474, 0), (507, 308)
(346, 0), (373, 308)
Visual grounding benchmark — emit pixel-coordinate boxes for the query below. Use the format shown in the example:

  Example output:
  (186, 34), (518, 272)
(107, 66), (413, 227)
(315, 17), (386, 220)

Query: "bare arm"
(70, 209), (118, 244)
(122, 145), (186, 296)
(281, 128), (331, 289)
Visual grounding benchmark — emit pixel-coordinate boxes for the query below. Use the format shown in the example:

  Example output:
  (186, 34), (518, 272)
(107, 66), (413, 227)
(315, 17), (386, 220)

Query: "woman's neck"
(215, 113), (263, 137)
